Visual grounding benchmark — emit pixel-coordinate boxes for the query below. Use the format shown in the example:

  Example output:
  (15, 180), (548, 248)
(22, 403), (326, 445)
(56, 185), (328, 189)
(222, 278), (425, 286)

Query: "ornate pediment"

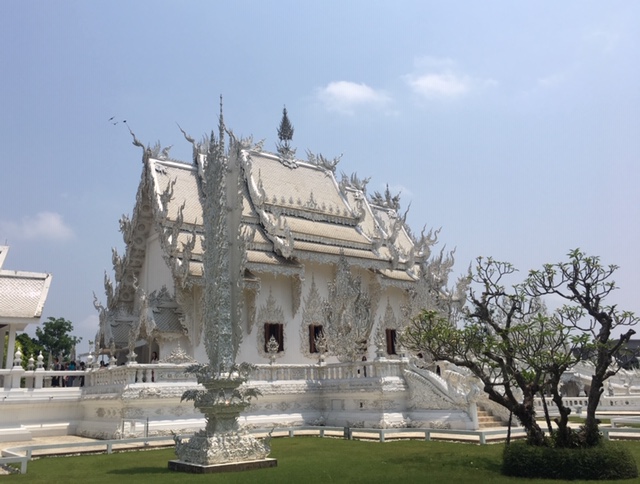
(323, 254), (376, 362)
(257, 289), (286, 359)
(299, 275), (326, 358)
(148, 286), (177, 308)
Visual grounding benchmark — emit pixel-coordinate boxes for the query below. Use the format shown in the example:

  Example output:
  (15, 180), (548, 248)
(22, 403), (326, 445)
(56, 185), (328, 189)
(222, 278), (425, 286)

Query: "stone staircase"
(476, 405), (506, 428)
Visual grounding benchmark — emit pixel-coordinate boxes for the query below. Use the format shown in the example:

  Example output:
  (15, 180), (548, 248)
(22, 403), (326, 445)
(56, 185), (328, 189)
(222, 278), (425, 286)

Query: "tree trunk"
(515, 392), (546, 446)
(581, 373), (604, 446)
(550, 389), (573, 447)
(515, 408), (546, 446)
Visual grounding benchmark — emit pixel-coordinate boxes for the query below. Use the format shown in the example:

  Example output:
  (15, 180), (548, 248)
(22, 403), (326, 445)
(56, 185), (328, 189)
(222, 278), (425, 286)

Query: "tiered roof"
(98, 126), (449, 352)
(140, 148), (428, 288)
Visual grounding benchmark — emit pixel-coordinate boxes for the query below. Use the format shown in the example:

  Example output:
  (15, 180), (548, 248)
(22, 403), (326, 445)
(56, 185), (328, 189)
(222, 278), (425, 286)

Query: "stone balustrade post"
(469, 402), (479, 430)
(10, 350), (24, 389)
(34, 366), (44, 389)
(13, 349), (22, 368)
(10, 369), (24, 389)
(127, 366), (137, 384)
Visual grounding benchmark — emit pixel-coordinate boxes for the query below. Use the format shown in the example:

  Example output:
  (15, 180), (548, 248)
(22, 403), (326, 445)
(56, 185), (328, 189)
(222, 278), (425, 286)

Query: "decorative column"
(170, 105), (275, 473)
(5, 326), (17, 369)
(0, 328), (6, 369)
(34, 352), (45, 389)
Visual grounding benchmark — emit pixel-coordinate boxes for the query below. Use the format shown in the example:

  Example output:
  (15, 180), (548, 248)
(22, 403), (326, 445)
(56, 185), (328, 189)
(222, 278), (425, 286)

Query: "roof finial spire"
(277, 106), (294, 147)
(218, 94), (225, 155)
(276, 106), (296, 163)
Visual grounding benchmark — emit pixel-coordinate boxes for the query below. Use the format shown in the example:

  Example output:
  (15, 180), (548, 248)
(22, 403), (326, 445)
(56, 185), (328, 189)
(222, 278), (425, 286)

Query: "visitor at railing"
(150, 352), (158, 382)
(67, 360), (76, 387)
(79, 361), (86, 387)
(52, 358), (62, 387)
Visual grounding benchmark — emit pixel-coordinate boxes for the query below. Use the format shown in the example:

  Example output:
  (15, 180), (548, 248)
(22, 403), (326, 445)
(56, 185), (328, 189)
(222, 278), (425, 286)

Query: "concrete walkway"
(0, 435), (176, 457)
(0, 435), (177, 475)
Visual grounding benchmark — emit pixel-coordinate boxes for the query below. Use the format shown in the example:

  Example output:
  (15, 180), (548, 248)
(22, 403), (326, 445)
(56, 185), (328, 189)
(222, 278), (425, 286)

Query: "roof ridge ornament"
(306, 150), (342, 174)
(128, 125), (150, 164)
(340, 172), (370, 193)
(370, 184), (401, 211)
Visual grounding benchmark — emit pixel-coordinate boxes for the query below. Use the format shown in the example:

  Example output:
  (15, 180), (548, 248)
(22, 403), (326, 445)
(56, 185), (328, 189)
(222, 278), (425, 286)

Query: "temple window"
(264, 323), (284, 352)
(308, 324), (324, 353)
(385, 328), (397, 355)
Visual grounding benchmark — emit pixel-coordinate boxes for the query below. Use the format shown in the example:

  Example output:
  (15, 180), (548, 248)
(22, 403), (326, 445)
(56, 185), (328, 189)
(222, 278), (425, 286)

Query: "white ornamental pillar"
(34, 352), (45, 389)
(11, 349), (24, 388)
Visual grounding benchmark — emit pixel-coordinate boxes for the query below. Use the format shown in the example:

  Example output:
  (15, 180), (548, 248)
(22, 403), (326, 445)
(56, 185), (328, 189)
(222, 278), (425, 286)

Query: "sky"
(1, 1), (639, 352)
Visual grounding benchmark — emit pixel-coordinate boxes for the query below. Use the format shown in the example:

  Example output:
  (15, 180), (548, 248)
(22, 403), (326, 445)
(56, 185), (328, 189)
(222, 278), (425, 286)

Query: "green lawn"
(6, 437), (640, 483)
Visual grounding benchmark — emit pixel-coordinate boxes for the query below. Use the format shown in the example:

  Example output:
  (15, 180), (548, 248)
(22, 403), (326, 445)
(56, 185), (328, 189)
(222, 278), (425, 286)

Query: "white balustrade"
(0, 359), (409, 395)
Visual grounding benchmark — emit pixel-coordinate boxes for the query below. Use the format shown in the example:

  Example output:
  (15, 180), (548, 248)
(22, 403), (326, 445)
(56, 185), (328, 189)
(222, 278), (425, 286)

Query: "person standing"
(150, 351), (158, 382)
(68, 360), (76, 387)
(52, 357), (61, 387)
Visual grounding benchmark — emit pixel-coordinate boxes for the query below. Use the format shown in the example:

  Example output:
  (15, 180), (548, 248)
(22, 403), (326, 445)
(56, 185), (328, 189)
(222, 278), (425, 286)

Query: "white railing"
(250, 359), (406, 382)
(0, 358), (409, 394)
(534, 394), (640, 415)
(0, 363), (198, 392)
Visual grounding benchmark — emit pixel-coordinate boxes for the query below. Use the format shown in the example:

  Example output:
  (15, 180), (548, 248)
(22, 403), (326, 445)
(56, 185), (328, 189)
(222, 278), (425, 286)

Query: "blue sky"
(2, 1), (639, 350)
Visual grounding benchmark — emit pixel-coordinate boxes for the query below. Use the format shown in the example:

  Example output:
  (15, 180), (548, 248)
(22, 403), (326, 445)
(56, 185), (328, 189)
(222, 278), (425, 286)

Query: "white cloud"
(407, 72), (470, 98)
(405, 57), (497, 100)
(317, 81), (391, 114)
(0, 212), (74, 241)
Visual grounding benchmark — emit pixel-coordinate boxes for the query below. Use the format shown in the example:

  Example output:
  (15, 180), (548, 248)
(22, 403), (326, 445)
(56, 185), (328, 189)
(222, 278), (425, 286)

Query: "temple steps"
(476, 406), (506, 428)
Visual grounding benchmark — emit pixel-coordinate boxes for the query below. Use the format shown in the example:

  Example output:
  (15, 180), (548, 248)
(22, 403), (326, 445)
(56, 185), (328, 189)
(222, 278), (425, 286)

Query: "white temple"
(96, 114), (465, 368)
(0, 111), (513, 443)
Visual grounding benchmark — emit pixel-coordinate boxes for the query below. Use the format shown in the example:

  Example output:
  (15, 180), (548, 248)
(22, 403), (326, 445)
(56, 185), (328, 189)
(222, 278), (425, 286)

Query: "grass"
(568, 416), (613, 425)
(5, 437), (640, 483)
(568, 416), (640, 429)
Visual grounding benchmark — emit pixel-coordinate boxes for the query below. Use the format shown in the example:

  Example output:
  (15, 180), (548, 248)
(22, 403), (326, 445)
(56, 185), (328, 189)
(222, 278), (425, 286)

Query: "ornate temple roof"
(135, 146), (427, 288)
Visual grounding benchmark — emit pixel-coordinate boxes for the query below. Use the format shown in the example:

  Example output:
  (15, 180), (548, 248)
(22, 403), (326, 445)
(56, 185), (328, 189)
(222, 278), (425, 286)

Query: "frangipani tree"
(403, 250), (637, 448)
(525, 249), (638, 446)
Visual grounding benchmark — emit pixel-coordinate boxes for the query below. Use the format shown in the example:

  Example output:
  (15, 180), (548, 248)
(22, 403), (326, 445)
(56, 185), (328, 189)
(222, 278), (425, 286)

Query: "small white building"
(0, 246), (52, 370)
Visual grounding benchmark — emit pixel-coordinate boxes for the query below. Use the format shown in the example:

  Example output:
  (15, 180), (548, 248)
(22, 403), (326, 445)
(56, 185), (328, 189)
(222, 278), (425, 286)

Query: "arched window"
(264, 323), (284, 352)
(308, 324), (324, 353)
(385, 329), (397, 355)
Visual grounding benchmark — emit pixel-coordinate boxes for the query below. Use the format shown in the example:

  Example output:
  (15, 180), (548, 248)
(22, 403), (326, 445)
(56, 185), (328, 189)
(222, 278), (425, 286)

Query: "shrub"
(502, 441), (638, 480)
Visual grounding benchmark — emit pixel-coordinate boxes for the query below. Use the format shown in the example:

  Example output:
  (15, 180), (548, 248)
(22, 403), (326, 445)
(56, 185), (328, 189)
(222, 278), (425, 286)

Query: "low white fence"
(0, 424), (529, 475)
(534, 394), (640, 415)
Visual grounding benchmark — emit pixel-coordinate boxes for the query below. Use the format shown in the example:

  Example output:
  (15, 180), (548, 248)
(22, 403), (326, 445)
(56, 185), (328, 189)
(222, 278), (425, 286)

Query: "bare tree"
(525, 249), (638, 445)
(403, 255), (593, 447)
